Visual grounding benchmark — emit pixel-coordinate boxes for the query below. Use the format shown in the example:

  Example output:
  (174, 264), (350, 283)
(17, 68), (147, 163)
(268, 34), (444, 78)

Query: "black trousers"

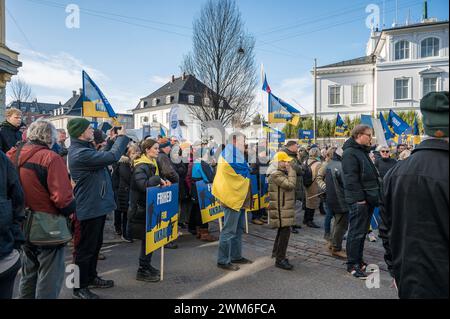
(114, 209), (128, 235)
(0, 258), (21, 299)
(304, 208), (316, 223)
(188, 203), (208, 231)
(272, 227), (291, 262)
(75, 215), (106, 289)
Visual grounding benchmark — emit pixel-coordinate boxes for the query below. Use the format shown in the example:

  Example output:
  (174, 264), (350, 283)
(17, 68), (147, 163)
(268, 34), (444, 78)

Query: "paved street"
(13, 213), (398, 299)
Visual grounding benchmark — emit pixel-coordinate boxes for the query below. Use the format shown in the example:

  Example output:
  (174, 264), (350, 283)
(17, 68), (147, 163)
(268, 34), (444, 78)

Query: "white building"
(133, 74), (231, 142)
(315, 19), (449, 119)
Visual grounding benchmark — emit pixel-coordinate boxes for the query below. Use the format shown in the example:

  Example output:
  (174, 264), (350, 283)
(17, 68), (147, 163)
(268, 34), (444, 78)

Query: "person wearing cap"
(67, 118), (129, 299)
(379, 91), (449, 299)
(322, 147), (348, 259)
(267, 151), (297, 270)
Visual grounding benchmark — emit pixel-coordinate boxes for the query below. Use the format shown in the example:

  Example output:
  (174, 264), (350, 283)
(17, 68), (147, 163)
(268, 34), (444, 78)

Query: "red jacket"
(7, 142), (76, 216)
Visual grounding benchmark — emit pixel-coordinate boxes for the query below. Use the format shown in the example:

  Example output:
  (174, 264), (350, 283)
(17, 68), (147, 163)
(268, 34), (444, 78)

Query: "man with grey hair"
(6, 119), (76, 299)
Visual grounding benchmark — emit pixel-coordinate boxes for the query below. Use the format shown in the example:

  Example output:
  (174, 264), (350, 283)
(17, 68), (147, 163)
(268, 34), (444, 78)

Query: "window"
(421, 37), (439, 58)
(152, 114), (158, 122)
(423, 77), (437, 96)
(328, 85), (341, 105)
(166, 95), (172, 104)
(188, 95), (195, 104)
(152, 98), (157, 107)
(395, 40), (410, 60)
(395, 78), (410, 100)
(351, 84), (365, 104)
(143, 101), (148, 107)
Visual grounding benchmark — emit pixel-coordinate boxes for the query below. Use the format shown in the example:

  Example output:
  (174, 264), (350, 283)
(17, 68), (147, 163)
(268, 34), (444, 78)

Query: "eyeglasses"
(380, 150), (390, 153)
(361, 133), (372, 138)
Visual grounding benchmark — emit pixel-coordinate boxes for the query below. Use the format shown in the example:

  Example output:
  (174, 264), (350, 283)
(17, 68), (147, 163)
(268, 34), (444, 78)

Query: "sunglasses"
(380, 150), (390, 153)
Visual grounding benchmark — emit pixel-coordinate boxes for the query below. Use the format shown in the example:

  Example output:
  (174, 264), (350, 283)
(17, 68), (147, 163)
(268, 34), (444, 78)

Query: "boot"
(136, 267), (160, 282)
(331, 248), (347, 259)
(199, 229), (218, 242)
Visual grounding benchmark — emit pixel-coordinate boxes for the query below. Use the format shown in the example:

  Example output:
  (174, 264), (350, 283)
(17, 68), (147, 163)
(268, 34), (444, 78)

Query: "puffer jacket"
(324, 154), (348, 214)
(305, 158), (322, 209)
(112, 155), (133, 212)
(0, 121), (22, 154)
(342, 138), (381, 206)
(267, 162), (297, 228)
(281, 147), (304, 201)
(128, 155), (162, 240)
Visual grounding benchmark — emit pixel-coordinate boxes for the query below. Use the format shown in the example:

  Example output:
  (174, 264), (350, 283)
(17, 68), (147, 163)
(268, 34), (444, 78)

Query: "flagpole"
(313, 58), (317, 144)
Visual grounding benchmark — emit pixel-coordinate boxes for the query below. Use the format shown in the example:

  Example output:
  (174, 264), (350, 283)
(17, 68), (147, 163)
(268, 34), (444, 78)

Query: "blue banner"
(360, 114), (373, 128)
(145, 184), (179, 254)
(298, 129), (314, 140)
(387, 110), (411, 135)
(246, 173), (269, 212)
(195, 181), (224, 224)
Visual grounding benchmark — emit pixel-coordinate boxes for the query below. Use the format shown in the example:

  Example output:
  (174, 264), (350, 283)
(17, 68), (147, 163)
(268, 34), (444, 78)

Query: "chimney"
(182, 72), (186, 80)
(72, 90), (77, 97)
(423, 0), (428, 21)
(59, 101), (62, 106)
(79, 88), (83, 95)
(171, 75), (175, 83)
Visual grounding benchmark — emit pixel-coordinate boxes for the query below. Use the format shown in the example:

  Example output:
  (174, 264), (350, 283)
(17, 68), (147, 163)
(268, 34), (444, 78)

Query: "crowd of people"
(0, 91), (448, 299)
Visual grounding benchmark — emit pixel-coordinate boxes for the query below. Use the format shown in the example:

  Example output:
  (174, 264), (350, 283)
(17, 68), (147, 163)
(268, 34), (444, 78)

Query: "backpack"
(302, 160), (318, 187)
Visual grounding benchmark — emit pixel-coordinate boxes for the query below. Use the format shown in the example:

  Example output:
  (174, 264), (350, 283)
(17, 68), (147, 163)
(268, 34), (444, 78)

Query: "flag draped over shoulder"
(212, 144), (251, 211)
(334, 113), (348, 137)
(82, 70), (118, 119)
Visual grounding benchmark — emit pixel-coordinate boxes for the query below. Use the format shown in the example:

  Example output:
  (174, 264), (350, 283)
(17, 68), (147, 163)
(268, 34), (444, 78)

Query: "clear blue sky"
(5, 0), (449, 113)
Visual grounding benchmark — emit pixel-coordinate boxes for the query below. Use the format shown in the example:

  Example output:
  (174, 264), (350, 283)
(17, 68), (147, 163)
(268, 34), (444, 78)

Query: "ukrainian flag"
(212, 144), (251, 211)
(413, 117), (421, 145)
(334, 113), (348, 137)
(268, 92), (301, 125)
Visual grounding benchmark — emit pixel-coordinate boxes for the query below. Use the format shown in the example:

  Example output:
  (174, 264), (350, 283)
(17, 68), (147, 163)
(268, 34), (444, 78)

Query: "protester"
(213, 133), (253, 271)
(68, 118), (129, 299)
(56, 129), (69, 160)
(395, 144), (407, 160)
(93, 129), (107, 151)
(342, 124), (381, 279)
(156, 137), (179, 249)
(128, 138), (169, 283)
(398, 149), (411, 161)
(186, 143), (217, 241)
(281, 141), (304, 233)
(298, 146), (308, 164)
(323, 147), (348, 259)
(267, 152), (297, 270)
(375, 145), (397, 178)
(0, 150), (24, 299)
(379, 91), (449, 299)
(248, 143), (269, 226)
(112, 143), (140, 242)
(171, 142), (189, 230)
(0, 108), (23, 154)
(7, 120), (76, 299)
(303, 147), (322, 228)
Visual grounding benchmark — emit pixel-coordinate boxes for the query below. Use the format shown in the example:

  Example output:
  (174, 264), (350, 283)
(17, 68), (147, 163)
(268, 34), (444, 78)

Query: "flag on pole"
(82, 71), (119, 123)
(379, 112), (393, 141)
(262, 74), (271, 93)
(413, 116), (421, 145)
(387, 110), (411, 135)
(334, 113), (348, 136)
(268, 92), (301, 125)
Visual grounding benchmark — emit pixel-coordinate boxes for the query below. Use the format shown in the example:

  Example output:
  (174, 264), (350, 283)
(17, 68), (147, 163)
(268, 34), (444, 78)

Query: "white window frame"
(165, 112), (170, 124)
(328, 85), (342, 106)
(421, 37), (440, 58)
(394, 40), (410, 61)
(152, 98), (157, 107)
(421, 76), (439, 97)
(152, 114), (158, 122)
(166, 95), (172, 104)
(394, 78), (411, 100)
(188, 95), (195, 104)
(351, 84), (365, 105)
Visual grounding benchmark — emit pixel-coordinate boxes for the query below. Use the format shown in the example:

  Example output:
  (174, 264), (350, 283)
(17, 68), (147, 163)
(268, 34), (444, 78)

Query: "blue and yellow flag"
(412, 117), (421, 145)
(379, 112), (393, 141)
(268, 92), (300, 125)
(334, 113), (348, 137)
(387, 110), (411, 135)
(82, 71), (119, 124)
(212, 144), (251, 211)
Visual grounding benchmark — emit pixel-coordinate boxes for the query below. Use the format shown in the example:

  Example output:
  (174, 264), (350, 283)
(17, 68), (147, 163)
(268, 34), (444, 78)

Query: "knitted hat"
(67, 118), (91, 138)
(420, 91), (449, 137)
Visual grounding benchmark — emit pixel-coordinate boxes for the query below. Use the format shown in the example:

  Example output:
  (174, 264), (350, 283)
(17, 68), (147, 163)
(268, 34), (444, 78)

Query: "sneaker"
(348, 266), (368, 280)
(88, 276), (114, 289)
(306, 221), (321, 229)
(165, 242), (178, 249)
(121, 235), (133, 243)
(275, 259), (293, 270)
(72, 288), (100, 299)
(231, 257), (253, 264)
(217, 263), (240, 271)
(136, 268), (160, 282)
(367, 232), (377, 242)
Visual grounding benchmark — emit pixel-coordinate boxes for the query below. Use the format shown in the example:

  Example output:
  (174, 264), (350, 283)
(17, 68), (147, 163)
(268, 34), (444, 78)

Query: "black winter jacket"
(342, 138), (381, 206)
(128, 162), (162, 240)
(112, 156), (133, 212)
(157, 152), (179, 184)
(325, 154), (348, 214)
(0, 121), (22, 154)
(0, 151), (25, 259)
(379, 138), (449, 299)
(375, 157), (397, 179)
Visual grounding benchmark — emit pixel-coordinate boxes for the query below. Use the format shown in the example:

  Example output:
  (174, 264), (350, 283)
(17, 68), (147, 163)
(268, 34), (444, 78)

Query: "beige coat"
(267, 163), (297, 228)
(305, 158), (322, 209)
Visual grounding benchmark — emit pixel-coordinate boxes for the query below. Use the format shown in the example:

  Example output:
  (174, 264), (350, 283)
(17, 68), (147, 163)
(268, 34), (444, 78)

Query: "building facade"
(315, 20), (449, 120)
(7, 99), (62, 125)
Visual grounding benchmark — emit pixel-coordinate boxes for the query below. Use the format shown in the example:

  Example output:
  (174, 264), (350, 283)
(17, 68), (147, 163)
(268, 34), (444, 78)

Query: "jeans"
(272, 227), (291, 262)
(346, 203), (374, 266)
(323, 202), (333, 235)
(74, 215), (106, 289)
(332, 213), (349, 251)
(19, 244), (65, 299)
(0, 258), (21, 299)
(217, 207), (245, 265)
(139, 238), (153, 269)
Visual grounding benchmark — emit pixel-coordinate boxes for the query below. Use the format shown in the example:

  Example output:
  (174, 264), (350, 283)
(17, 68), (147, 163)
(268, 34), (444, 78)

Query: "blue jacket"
(68, 136), (129, 221)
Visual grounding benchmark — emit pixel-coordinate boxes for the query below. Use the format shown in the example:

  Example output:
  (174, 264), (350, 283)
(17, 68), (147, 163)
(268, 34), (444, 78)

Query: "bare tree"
(9, 78), (33, 107)
(181, 0), (257, 127)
